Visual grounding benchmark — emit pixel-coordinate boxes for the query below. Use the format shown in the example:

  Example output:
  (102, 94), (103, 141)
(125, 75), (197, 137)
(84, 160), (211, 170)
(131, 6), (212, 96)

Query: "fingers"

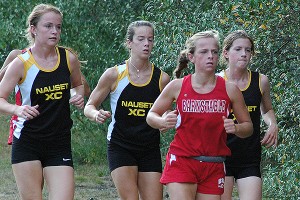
(94, 110), (111, 124)
(69, 94), (84, 109)
(163, 110), (178, 129)
(261, 132), (278, 148)
(223, 116), (236, 134)
(21, 105), (40, 120)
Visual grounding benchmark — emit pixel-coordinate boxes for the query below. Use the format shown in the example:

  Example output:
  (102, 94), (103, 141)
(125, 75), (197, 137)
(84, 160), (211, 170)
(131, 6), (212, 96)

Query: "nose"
(52, 26), (59, 34)
(144, 39), (150, 46)
(208, 51), (213, 59)
(241, 49), (247, 57)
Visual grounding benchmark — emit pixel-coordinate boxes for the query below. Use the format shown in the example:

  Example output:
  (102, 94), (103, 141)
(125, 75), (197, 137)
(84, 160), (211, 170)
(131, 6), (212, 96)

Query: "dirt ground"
(0, 145), (120, 200)
(0, 114), (118, 200)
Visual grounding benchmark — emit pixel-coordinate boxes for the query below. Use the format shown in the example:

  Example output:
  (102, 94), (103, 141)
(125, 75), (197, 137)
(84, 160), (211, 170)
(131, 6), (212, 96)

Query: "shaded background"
(0, 0), (299, 198)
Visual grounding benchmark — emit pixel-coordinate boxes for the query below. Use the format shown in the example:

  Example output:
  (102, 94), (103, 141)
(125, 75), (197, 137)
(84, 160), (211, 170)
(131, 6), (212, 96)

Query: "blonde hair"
(221, 30), (255, 64)
(173, 30), (220, 78)
(26, 4), (63, 45)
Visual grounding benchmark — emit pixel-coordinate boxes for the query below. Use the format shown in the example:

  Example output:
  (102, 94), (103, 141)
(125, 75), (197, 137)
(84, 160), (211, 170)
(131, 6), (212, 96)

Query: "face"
(127, 26), (154, 59)
(32, 11), (62, 46)
(223, 38), (252, 69)
(189, 37), (219, 72)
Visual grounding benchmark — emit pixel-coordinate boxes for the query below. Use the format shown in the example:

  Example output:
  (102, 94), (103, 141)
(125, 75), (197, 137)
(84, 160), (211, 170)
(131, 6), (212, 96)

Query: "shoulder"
(259, 73), (269, 84)
(3, 49), (23, 67)
(259, 73), (270, 95)
(3, 54), (25, 79)
(101, 65), (119, 82)
(160, 71), (170, 87)
(225, 80), (240, 95)
(9, 49), (23, 58)
(63, 47), (80, 69)
(167, 78), (183, 90)
(64, 47), (78, 60)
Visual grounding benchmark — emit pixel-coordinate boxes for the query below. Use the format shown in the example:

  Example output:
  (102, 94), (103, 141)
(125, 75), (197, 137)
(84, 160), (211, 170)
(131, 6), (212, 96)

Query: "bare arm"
(226, 81), (253, 138)
(68, 50), (85, 109)
(160, 71), (171, 91)
(146, 79), (181, 130)
(260, 74), (278, 147)
(0, 57), (39, 119)
(0, 50), (22, 81)
(80, 71), (91, 97)
(84, 67), (118, 123)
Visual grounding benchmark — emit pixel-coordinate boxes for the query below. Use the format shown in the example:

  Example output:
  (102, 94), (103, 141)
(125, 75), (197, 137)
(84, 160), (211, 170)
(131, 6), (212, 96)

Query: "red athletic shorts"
(8, 116), (17, 145)
(161, 153), (225, 195)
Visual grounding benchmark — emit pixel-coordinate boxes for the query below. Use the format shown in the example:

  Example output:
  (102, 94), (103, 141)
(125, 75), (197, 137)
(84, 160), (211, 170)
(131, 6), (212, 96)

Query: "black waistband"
(191, 156), (226, 163)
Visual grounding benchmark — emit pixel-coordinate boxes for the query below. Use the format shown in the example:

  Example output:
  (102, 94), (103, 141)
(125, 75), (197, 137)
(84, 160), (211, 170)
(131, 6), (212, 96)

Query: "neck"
(226, 67), (248, 81)
(128, 58), (149, 78)
(31, 45), (57, 59)
(193, 73), (216, 86)
(129, 58), (149, 70)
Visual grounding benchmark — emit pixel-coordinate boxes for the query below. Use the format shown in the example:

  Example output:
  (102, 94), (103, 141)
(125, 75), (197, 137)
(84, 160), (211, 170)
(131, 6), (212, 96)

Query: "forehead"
(38, 11), (62, 24)
(133, 26), (153, 37)
(195, 37), (218, 49)
(231, 38), (252, 47)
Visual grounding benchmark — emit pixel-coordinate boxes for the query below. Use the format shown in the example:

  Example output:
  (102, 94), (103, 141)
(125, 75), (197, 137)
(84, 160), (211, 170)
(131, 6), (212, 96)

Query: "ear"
(187, 52), (194, 63)
(126, 39), (132, 49)
(30, 25), (37, 36)
(223, 50), (229, 59)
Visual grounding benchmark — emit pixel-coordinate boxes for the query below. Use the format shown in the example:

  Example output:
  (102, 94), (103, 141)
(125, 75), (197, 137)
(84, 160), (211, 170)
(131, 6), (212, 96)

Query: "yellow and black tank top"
(218, 70), (262, 167)
(108, 60), (163, 151)
(14, 47), (72, 141)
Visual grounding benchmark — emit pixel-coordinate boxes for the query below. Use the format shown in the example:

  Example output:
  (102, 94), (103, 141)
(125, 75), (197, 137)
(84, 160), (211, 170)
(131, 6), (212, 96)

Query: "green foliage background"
(1, 0), (299, 198)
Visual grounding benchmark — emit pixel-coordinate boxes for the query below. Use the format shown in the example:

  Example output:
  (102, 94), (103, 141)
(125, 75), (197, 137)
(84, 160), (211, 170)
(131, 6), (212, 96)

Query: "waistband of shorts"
(191, 156), (226, 163)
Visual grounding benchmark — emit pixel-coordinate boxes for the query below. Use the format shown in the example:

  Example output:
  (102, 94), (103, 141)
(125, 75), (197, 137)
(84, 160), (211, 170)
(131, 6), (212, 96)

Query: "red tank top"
(169, 74), (231, 157)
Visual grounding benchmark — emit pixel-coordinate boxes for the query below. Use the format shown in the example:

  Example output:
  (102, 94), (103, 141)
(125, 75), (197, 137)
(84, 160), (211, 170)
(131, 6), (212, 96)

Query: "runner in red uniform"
(146, 30), (253, 200)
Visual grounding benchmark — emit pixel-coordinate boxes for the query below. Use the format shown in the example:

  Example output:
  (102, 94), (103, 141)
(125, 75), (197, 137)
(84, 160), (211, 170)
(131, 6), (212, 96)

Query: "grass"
(1, 114), (279, 200)
(0, 115), (19, 199)
(0, 115), (118, 200)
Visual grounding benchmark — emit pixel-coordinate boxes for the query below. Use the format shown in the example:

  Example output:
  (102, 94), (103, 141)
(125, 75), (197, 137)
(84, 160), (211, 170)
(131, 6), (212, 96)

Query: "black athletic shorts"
(107, 142), (162, 173)
(11, 134), (73, 168)
(225, 165), (261, 180)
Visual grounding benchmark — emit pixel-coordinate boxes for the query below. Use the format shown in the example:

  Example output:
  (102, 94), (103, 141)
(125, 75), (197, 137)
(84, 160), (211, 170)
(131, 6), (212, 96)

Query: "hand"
(162, 110), (178, 130)
(261, 124), (278, 148)
(69, 94), (84, 109)
(15, 105), (39, 120)
(94, 109), (111, 124)
(222, 116), (236, 134)
(159, 110), (171, 133)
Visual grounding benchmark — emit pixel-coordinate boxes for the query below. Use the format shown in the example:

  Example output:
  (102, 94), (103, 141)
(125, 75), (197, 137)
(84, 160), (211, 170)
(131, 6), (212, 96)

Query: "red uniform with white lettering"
(170, 74), (231, 157)
(161, 74), (231, 195)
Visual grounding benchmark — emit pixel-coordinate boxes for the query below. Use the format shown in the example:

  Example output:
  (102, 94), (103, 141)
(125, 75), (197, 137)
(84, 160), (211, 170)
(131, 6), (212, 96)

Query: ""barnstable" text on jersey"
(182, 99), (226, 113)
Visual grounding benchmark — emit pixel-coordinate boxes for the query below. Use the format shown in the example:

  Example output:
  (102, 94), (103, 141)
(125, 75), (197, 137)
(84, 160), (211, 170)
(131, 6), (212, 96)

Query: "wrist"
(234, 124), (239, 134)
